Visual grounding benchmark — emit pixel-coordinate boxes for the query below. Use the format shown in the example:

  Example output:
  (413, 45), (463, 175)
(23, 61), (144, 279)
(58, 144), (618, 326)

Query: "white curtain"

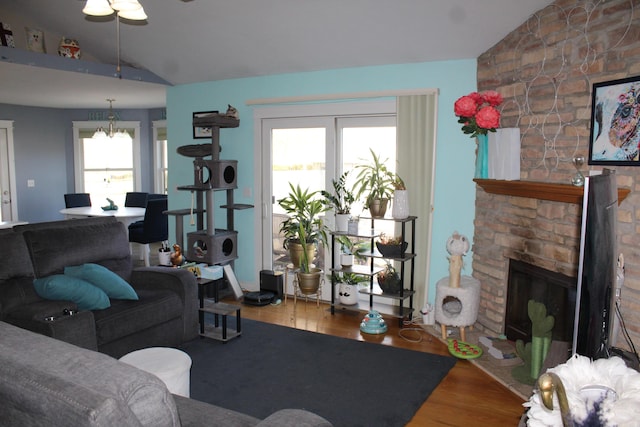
(396, 94), (438, 314)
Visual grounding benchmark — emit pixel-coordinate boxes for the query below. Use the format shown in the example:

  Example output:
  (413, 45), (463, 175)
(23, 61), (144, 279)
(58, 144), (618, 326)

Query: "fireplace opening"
(505, 259), (577, 344)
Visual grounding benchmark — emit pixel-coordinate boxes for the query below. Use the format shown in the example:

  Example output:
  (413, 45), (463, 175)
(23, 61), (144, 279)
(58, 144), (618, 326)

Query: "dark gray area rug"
(180, 318), (456, 427)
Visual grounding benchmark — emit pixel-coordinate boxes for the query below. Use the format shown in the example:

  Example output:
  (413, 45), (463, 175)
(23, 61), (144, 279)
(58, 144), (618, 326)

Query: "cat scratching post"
(448, 254), (463, 288)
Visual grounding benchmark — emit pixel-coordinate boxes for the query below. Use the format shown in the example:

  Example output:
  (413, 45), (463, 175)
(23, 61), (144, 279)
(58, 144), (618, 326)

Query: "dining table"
(59, 206), (146, 229)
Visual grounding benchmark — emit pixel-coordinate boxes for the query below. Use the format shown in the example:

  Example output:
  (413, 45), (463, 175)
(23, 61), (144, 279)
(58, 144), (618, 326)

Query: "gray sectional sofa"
(0, 321), (332, 426)
(0, 217), (332, 426)
(0, 216), (198, 358)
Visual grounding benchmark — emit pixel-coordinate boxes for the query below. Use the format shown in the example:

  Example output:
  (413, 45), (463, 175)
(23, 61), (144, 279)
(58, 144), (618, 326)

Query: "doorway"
(0, 121), (17, 222)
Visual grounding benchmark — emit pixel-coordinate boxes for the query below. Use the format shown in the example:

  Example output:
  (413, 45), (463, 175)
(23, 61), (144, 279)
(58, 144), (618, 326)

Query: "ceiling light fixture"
(82, 0), (147, 78)
(82, 0), (147, 20)
(94, 99), (129, 139)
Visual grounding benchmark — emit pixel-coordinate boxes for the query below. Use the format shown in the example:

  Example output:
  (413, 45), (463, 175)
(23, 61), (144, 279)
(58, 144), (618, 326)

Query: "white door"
(0, 121), (17, 222)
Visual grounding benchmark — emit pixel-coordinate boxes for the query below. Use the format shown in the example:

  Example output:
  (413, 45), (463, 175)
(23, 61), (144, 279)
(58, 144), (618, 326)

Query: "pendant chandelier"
(94, 99), (129, 139)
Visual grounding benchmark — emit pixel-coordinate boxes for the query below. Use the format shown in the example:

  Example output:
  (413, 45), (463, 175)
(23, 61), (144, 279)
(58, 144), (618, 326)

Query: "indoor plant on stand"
(278, 183), (329, 268)
(296, 223), (324, 295)
(321, 171), (355, 232)
(353, 148), (395, 219)
(332, 271), (369, 305)
(453, 90), (503, 179)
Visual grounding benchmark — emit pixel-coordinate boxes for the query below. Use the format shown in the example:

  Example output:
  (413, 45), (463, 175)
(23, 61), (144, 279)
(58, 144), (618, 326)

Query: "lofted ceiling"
(0, 0), (553, 109)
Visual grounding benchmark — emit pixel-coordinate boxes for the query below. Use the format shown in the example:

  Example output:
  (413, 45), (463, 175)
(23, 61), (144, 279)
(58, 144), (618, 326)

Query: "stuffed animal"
(446, 232), (469, 288)
(170, 244), (184, 266)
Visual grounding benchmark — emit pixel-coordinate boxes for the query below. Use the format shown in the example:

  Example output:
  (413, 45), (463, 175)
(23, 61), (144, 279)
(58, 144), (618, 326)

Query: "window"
(73, 121), (141, 207)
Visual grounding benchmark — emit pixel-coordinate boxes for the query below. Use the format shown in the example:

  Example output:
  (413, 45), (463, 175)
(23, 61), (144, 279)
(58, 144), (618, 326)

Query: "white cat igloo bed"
(434, 275), (480, 341)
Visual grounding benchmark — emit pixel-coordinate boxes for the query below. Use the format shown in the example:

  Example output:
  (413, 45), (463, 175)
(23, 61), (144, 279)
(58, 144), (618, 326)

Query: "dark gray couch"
(0, 217), (198, 358)
(0, 321), (332, 426)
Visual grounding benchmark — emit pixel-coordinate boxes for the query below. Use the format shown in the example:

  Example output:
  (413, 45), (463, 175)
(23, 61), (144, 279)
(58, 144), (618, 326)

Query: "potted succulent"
(321, 171), (355, 232)
(278, 182), (329, 268)
(375, 233), (408, 258)
(376, 262), (402, 294)
(353, 148), (395, 218)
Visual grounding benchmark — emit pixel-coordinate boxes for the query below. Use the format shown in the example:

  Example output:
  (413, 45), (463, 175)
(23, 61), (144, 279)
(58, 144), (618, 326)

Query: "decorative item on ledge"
(473, 179), (631, 205)
(475, 133), (489, 179)
(488, 128), (521, 180)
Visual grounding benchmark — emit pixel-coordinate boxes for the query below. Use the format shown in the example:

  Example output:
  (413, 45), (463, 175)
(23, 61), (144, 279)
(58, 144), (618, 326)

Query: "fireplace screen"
(505, 259), (577, 343)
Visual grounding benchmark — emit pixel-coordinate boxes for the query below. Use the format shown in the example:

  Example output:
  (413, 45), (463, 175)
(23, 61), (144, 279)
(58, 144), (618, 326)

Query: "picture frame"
(588, 75), (640, 165)
(192, 111), (218, 139)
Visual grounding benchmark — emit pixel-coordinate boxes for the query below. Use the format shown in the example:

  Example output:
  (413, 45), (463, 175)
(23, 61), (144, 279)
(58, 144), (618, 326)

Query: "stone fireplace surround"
(471, 179), (630, 337)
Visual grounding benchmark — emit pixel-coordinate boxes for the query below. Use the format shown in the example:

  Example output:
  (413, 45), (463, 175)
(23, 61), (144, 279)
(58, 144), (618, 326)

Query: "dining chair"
(64, 193), (92, 208)
(128, 198), (168, 266)
(146, 193), (168, 201)
(124, 192), (149, 208)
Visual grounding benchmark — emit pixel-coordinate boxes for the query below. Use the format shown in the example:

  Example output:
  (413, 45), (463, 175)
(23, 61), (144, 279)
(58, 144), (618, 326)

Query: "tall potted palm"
(353, 148), (395, 219)
(321, 171), (355, 232)
(296, 222), (324, 294)
(277, 183), (329, 268)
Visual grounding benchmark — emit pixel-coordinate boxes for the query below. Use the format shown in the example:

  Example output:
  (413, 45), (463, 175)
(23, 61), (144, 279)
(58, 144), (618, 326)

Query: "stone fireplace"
(505, 259), (576, 344)
(471, 180), (629, 338)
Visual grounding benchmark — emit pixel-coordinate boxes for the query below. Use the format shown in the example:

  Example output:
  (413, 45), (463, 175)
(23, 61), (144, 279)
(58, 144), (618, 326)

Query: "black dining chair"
(64, 193), (92, 208)
(124, 192), (149, 208)
(128, 198), (169, 266)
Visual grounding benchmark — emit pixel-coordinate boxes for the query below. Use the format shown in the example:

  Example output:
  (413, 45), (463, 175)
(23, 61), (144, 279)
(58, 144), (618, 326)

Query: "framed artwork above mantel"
(588, 75), (640, 166)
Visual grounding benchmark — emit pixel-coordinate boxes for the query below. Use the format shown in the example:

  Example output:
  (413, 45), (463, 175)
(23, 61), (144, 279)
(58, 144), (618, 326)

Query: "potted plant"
(332, 271), (369, 305)
(321, 171), (355, 232)
(277, 182), (329, 268)
(335, 235), (369, 267)
(353, 148), (395, 218)
(391, 173), (409, 219)
(375, 233), (408, 258)
(376, 262), (402, 294)
(296, 222), (323, 295)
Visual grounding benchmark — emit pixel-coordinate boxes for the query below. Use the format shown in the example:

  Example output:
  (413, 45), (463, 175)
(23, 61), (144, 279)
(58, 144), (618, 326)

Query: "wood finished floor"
(220, 296), (526, 427)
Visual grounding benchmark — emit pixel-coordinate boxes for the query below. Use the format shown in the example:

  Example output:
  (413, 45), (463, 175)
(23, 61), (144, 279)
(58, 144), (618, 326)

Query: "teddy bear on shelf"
(446, 231), (470, 288)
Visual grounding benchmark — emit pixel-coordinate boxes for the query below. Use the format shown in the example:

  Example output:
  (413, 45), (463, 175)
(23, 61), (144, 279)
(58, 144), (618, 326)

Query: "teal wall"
(167, 58), (478, 306)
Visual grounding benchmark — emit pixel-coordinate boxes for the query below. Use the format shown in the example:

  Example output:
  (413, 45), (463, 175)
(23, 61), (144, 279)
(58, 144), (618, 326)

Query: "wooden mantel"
(473, 179), (631, 205)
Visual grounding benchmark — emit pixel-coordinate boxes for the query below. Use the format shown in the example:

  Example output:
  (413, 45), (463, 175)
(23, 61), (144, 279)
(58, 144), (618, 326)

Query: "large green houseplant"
(296, 222), (323, 294)
(277, 183), (329, 268)
(353, 148), (395, 218)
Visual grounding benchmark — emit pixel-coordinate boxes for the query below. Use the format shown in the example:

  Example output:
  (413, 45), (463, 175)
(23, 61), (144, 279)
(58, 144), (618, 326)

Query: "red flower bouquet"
(454, 91), (503, 138)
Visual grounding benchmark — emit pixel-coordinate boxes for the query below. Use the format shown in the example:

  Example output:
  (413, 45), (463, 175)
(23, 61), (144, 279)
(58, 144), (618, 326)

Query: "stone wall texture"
(473, 0), (640, 351)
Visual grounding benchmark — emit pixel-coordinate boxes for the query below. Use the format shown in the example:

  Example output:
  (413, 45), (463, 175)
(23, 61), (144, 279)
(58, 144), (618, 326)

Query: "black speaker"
(260, 270), (283, 299)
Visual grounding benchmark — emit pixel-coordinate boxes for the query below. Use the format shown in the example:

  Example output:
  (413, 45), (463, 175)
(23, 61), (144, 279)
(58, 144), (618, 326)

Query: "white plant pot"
(392, 189), (409, 219)
(335, 213), (350, 232)
(340, 253), (354, 267)
(339, 283), (359, 305)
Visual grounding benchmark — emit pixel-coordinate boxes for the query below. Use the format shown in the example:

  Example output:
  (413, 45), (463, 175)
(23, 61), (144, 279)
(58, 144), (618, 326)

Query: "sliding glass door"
(257, 101), (397, 300)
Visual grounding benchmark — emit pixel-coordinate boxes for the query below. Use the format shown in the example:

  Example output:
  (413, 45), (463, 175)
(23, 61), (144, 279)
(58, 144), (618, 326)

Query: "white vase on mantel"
(392, 190), (409, 219)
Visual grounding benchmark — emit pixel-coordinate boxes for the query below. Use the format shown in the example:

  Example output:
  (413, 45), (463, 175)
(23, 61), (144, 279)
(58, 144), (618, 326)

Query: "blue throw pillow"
(33, 275), (111, 311)
(64, 263), (138, 301)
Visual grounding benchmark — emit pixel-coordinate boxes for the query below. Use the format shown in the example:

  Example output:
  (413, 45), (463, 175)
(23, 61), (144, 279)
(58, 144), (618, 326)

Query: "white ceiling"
(0, 0), (553, 109)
